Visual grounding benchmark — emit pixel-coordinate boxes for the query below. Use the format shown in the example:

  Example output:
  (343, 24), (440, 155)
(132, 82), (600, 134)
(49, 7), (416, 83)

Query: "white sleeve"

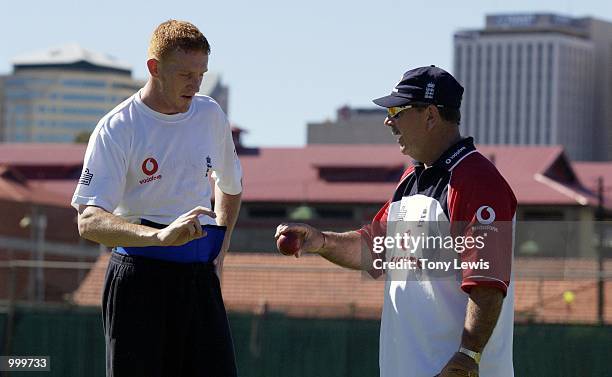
(71, 118), (128, 212)
(211, 112), (243, 195)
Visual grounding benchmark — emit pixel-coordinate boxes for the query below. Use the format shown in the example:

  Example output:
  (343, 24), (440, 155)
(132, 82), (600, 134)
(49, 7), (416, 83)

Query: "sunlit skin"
(384, 105), (461, 166)
(141, 49), (209, 114)
(384, 107), (430, 158)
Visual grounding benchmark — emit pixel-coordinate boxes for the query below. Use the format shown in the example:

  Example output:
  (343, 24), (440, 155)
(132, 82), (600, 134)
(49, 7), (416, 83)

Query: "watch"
(459, 347), (482, 364)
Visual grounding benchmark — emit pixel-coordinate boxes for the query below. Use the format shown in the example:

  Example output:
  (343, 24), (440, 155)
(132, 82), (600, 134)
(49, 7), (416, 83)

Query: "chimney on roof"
(337, 105), (351, 121)
(231, 126), (245, 149)
(229, 125), (260, 155)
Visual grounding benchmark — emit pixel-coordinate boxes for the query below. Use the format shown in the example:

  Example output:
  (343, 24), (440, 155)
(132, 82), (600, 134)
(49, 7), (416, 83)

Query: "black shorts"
(102, 252), (238, 377)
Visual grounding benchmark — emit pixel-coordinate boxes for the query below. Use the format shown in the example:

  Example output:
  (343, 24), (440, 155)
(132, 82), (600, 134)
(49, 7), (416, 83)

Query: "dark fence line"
(0, 306), (610, 377)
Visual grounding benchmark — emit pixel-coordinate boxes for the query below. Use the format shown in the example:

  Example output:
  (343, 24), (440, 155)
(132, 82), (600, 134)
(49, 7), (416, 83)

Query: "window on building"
(62, 121), (95, 130)
(315, 208), (354, 220)
(484, 44), (492, 143)
(62, 79), (107, 88)
(526, 43), (532, 144)
(536, 43), (543, 144)
(495, 44), (502, 136)
(515, 43), (522, 144)
(522, 210), (564, 221)
(475, 45), (482, 139)
(465, 44), (472, 136)
(6, 77), (27, 86)
(14, 118), (31, 127)
(248, 208), (287, 218)
(8, 105), (30, 114)
(546, 42), (554, 143)
(505, 43), (512, 144)
(61, 107), (106, 116)
(318, 166), (404, 182)
(62, 93), (107, 102)
(6, 77), (55, 87)
(112, 82), (141, 91)
(14, 133), (29, 142)
(5, 91), (42, 100)
(455, 45), (463, 81)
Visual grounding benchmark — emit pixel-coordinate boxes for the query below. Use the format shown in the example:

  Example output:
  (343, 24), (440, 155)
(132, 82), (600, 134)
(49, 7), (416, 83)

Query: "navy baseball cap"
(373, 65), (464, 109)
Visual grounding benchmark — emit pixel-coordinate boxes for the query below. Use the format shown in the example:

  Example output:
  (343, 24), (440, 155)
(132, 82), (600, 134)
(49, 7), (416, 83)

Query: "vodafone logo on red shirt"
(476, 205), (496, 225)
(139, 157), (162, 185)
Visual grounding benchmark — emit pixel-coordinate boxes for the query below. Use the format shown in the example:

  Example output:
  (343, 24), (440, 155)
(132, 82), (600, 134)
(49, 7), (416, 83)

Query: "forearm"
(78, 206), (158, 247)
(318, 231), (366, 270)
(214, 187), (242, 235)
(213, 188), (241, 278)
(461, 286), (504, 352)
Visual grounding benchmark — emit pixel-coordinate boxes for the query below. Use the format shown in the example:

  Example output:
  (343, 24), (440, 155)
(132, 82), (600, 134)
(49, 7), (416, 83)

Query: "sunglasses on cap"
(387, 103), (444, 119)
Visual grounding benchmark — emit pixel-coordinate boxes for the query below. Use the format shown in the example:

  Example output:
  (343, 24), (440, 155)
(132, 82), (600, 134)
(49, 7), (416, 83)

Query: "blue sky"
(2, 0), (611, 147)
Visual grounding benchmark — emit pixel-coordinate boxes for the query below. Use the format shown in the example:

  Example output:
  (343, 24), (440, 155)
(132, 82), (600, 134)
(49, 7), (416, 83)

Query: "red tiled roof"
(573, 162), (612, 208)
(238, 144), (609, 207)
(238, 146), (406, 203)
(0, 143), (610, 208)
(27, 179), (77, 205)
(0, 176), (69, 206)
(0, 144), (84, 206)
(72, 252), (612, 323)
(476, 145), (576, 205)
(0, 143), (86, 166)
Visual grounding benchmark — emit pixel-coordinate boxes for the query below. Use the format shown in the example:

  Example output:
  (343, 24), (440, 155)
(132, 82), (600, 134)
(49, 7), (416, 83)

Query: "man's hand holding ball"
(274, 223), (326, 258)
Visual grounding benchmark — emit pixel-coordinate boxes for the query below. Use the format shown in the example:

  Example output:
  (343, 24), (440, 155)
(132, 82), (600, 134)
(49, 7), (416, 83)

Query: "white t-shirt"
(72, 90), (242, 225)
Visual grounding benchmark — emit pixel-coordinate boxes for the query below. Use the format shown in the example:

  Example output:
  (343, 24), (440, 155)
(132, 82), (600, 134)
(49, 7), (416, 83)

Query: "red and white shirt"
(360, 137), (516, 377)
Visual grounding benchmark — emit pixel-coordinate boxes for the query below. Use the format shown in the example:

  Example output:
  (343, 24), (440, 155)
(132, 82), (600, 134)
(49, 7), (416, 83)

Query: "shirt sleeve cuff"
(461, 277), (509, 297)
(71, 195), (114, 213)
(216, 182), (243, 196)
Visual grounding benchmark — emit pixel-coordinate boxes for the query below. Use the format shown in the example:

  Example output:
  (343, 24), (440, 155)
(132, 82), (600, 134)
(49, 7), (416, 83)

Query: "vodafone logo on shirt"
(139, 157), (162, 185)
(142, 158), (159, 175)
(476, 205), (496, 225)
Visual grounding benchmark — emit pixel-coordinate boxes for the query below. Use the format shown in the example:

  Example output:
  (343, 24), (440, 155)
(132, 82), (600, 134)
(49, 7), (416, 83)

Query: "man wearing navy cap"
(276, 66), (516, 377)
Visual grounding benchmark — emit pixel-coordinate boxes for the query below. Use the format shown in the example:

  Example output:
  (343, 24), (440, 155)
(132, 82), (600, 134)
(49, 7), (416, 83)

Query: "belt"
(114, 219), (226, 263)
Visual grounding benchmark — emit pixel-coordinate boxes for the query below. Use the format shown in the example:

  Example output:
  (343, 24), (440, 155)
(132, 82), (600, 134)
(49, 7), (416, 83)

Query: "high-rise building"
(1, 44), (229, 143)
(1, 44), (142, 142)
(454, 14), (612, 161)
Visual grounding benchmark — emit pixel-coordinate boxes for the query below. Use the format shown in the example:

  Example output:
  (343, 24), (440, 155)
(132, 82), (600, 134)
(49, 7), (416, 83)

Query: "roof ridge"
(534, 173), (589, 205)
(11, 43), (131, 71)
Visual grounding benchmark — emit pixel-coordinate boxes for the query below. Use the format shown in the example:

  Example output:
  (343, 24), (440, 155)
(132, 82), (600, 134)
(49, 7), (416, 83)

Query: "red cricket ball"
(277, 232), (302, 256)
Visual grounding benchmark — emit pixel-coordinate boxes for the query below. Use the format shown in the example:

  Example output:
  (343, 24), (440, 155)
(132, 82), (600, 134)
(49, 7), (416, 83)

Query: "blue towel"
(115, 224), (227, 263)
